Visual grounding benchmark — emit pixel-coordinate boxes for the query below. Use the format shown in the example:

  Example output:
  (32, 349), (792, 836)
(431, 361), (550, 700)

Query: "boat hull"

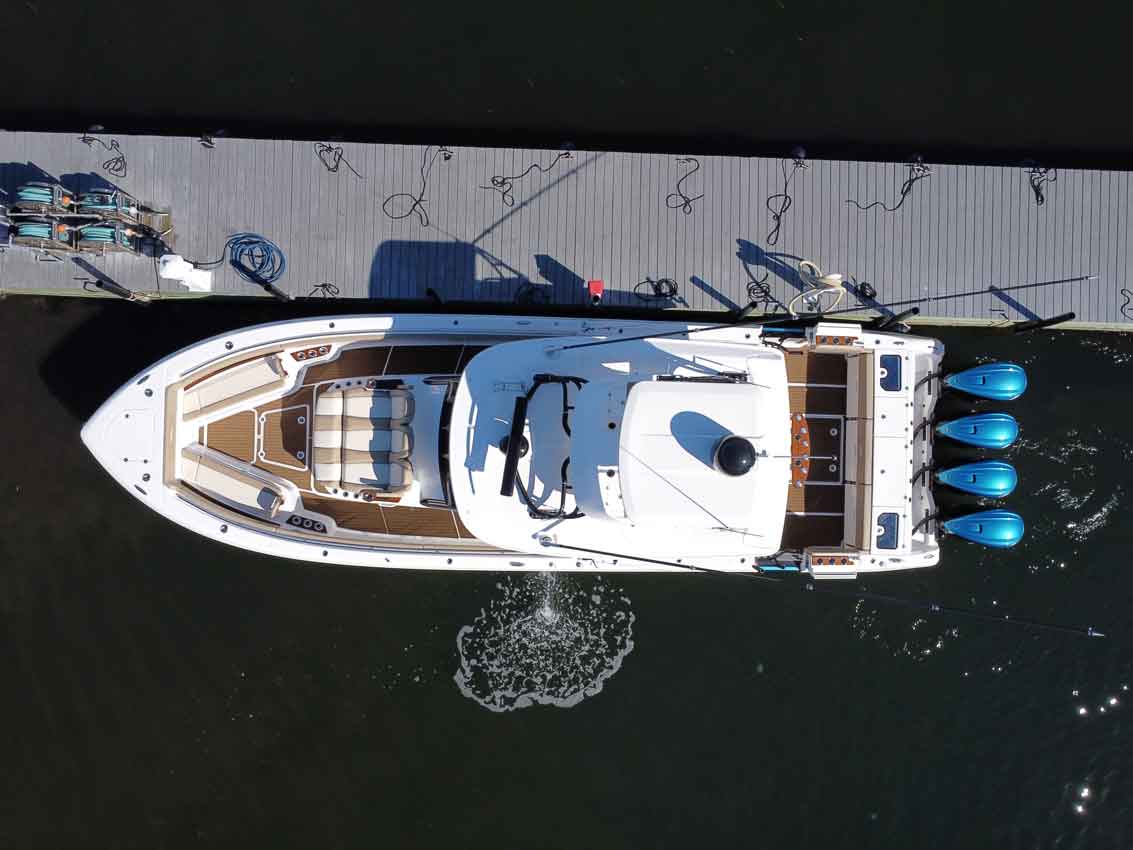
(82, 313), (945, 576)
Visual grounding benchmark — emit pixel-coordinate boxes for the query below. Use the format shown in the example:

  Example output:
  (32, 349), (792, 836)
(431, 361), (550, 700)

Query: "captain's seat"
(313, 384), (415, 496)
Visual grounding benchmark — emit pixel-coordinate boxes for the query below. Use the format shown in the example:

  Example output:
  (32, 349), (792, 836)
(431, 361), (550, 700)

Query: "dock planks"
(0, 130), (1128, 329)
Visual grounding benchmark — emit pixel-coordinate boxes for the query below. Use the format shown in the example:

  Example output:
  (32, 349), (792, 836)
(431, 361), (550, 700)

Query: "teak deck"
(781, 351), (848, 549)
(203, 344), (474, 539)
(198, 345), (853, 551)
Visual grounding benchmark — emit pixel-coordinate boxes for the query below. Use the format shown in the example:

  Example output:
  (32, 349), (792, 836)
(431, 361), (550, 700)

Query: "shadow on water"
(12, 295), (1133, 848)
(35, 293), (743, 423)
(37, 299), (353, 421)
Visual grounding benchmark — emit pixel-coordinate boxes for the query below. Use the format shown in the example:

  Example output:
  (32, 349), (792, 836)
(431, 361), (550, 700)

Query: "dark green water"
(1, 297), (1131, 848)
(4, 1), (1133, 844)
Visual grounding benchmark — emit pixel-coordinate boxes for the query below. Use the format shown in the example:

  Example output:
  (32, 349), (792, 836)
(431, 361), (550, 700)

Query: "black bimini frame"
(499, 373), (588, 520)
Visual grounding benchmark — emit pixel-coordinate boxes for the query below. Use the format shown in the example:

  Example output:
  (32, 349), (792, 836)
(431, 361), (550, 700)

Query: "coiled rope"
(634, 276), (680, 301)
(766, 157), (808, 246)
(481, 151), (572, 208)
(846, 160), (932, 213)
(664, 157), (704, 215)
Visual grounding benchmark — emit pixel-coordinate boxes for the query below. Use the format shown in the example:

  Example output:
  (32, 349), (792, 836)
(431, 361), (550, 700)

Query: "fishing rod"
(546, 314), (811, 355)
(541, 539), (1105, 639)
(820, 274), (1098, 318)
(540, 538), (782, 584)
(549, 273), (1094, 355)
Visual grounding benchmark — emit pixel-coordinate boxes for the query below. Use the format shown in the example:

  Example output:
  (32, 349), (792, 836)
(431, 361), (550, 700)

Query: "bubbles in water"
(454, 573), (635, 712)
(849, 603), (961, 661)
(1065, 491), (1121, 543)
(1079, 336), (1133, 366)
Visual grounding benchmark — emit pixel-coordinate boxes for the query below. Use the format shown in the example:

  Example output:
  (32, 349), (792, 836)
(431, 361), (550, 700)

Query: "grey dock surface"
(0, 130), (1128, 330)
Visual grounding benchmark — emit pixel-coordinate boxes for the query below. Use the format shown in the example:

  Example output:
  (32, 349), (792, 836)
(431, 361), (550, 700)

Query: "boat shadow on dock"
(368, 239), (688, 308)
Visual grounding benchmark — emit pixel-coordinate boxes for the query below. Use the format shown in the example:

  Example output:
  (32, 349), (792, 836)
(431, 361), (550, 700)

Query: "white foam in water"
(454, 573), (635, 712)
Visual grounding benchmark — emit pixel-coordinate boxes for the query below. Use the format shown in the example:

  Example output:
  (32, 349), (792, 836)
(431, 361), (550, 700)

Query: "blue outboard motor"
(935, 413), (1019, 450)
(935, 460), (1018, 499)
(942, 510), (1025, 548)
(943, 362), (1028, 401)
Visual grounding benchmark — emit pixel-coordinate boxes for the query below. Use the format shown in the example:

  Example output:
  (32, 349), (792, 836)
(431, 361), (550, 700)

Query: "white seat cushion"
(312, 414), (343, 449)
(311, 387), (415, 495)
(315, 388), (344, 417)
(182, 354), (287, 420)
(312, 446), (342, 487)
(343, 421), (410, 456)
(342, 458), (413, 492)
(181, 447), (282, 516)
(343, 388), (414, 422)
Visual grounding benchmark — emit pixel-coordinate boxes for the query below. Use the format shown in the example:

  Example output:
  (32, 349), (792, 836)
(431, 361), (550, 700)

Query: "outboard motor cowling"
(943, 362), (1027, 401)
(935, 460), (1018, 499)
(935, 413), (1019, 450)
(943, 510), (1025, 548)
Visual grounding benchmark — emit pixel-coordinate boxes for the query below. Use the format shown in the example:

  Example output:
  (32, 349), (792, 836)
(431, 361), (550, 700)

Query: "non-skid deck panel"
(302, 347), (392, 384)
(786, 485), (846, 514)
(384, 345), (463, 376)
(784, 352), (848, 385)
(254, 388), (314, 489)
(788, 386), (847, 416)
(299, 344), (471, 385)
(795, 417), (843, 484)
(381, 505), (460, 538)
(188, 382), (476, 540)
(260, 405), (309, 469)
(204, 411), (255, 463)
(2, 130), (1130, 329)
(780, 515), (845, 550)
(297, 494), (469, 540)
(299, 493), (388, 534)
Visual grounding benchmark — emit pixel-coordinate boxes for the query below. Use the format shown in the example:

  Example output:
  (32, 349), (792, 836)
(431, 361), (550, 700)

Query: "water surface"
(2, 298), (1131, 848)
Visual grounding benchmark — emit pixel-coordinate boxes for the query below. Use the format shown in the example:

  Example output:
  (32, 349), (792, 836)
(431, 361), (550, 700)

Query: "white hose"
(788, 260), (847, 317)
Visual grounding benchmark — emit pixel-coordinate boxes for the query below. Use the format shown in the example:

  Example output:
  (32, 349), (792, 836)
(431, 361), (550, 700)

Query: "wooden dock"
(0, 129), (1129, 330)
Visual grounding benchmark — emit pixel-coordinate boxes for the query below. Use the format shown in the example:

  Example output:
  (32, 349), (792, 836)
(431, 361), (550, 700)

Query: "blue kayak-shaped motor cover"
(935, 460), (1018, 499)
(942, 510), (1025, 548)
(943, 362), (1028, 401)
(935, 412), (1019, 449)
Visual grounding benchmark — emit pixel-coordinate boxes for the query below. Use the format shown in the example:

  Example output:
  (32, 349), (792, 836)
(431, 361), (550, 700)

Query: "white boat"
(82, 313), (949, 578)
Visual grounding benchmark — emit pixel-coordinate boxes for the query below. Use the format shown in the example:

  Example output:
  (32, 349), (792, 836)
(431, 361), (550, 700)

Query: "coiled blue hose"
(217, 233), (286, 286)
(17, 222), (54, 239)
(17, 185), (57, 205)
(77, 193), (118, 212)
(78, 225), (129, 247)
